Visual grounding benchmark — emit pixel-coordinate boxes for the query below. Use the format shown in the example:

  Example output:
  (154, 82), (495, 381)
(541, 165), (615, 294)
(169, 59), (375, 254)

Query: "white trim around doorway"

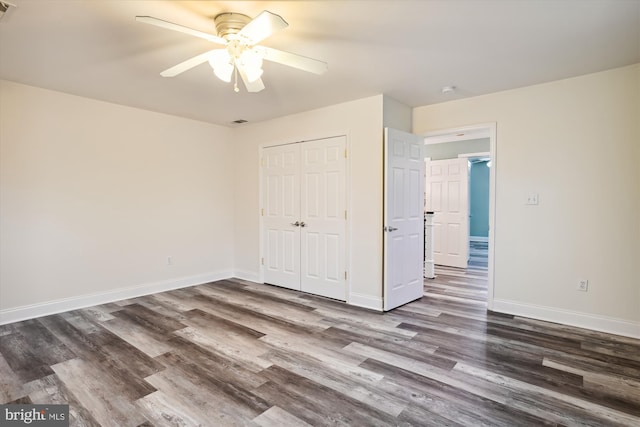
(423, 123), (497, 310)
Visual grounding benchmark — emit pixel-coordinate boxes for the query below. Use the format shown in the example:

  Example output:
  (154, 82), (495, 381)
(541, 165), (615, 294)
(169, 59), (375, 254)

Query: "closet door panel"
(299, 136), (347, 301)
(263, 145), (301, 290)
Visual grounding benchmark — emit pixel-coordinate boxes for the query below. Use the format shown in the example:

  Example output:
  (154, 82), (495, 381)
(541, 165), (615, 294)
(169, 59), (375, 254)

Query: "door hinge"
(261, 208), (264, 216)
(344, 271), (347, 280)
(260, 158), (264, 166)
(344, 210), (347, 220)
(261, 257), (265, 265)
(344, 149), (347, 158)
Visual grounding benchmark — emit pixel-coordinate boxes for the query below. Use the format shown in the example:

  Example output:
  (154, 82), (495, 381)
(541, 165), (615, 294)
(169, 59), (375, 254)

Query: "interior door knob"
(291, 221), (300, 227)
(300, 221), (307, 227)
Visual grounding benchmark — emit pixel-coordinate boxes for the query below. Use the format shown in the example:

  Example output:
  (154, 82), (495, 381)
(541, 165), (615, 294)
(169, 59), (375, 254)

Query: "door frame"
(258, 132), (352, 301)
(423, 123), (497, 310)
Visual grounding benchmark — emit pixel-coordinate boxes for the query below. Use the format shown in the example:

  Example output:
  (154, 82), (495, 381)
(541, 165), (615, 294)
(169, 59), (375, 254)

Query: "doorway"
(423, 124), (496, 309)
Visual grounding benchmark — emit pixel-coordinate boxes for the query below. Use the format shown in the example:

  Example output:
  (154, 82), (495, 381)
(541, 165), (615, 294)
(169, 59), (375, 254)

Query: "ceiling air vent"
(231, 119), (248, 124)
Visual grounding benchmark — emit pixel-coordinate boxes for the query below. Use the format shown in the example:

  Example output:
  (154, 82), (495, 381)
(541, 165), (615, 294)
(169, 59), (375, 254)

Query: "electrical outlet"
(526, 193), (539, 205)
(577, 279), (588, 292)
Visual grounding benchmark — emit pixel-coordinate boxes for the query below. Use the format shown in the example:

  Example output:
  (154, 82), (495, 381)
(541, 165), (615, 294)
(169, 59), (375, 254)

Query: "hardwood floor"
(468, 241), (488, 269)
(1, 267), (639, 426)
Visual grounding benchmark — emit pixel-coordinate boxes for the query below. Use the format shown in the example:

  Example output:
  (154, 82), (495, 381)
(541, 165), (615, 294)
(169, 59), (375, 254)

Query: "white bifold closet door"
(263, 136), (347, 301)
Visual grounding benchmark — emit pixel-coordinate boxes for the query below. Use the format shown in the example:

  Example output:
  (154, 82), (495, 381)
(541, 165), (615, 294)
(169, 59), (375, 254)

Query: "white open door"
(263, 144), (301, 290)
(383, 128), (425, 311)
(300, 137), (347, 300)
(425, 158), (469, 268)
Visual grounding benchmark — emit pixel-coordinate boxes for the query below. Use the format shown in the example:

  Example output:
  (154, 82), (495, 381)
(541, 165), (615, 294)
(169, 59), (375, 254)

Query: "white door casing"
(425, 158), (469, 268)
(262, 136), (347, 301)
(383, 128), (425, 311)
(423, 122), (497, 311)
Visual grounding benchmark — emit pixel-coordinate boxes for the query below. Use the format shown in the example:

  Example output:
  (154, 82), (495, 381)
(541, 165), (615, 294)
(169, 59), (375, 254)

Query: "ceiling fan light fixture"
(240, 49), (263, 70)
(213, 63), (234, 83)
(208, 50), (234, 82)
(244, 66), (263, 83)
(239, 49), (264, 82)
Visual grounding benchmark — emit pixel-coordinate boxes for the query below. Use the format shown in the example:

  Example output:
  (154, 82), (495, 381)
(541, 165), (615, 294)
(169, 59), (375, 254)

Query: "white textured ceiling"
(1, 0), (638, 126)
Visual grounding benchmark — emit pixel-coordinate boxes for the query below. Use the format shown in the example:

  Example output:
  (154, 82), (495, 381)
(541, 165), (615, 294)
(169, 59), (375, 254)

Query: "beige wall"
(0, 80), (235, 312)
(414, 64), (640, 333)
(233, 95), (385, 308)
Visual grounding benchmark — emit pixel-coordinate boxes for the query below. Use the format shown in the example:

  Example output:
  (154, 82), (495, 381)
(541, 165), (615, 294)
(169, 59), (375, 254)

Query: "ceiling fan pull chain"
(234, 65), (240, 93)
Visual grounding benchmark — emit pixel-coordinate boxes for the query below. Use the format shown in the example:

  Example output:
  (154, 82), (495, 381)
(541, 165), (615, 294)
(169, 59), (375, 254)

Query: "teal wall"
(470, 161), (490, 237)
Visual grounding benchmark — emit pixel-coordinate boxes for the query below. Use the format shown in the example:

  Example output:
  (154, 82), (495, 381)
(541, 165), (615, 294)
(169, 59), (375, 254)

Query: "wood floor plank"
(99, 317), (173, 358)
(252, 405), (313, 427)
(0, 330), (55, 382)
(158, 338), (269, 390)
(24, 374), (102, 427)
(259, 348), (408, 417)
(144, 367), (266, 425)
(255, 365), (401, 426)
(454, 362), (640, 426)
(153, 353), (271, 417)
(361, 358), (554, 427)
(0, 352), (25, 403)
(135, 390), (211, 427)
(52, 358), (149, 426)
(173, 327), (273, 373)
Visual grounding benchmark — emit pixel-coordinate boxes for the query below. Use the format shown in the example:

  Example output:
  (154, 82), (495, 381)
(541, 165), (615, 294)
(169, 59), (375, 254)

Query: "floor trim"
(348, 292), (383, 311)
(0, 271), (234, 325)
(492, 298), (640, 339)
(233, 269), (261, 283)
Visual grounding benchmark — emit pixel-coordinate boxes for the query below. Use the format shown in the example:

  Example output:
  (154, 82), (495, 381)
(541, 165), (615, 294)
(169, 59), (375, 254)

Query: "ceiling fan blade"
(238, 66), (265, 92)
(160, 49), (220, 77)
(135, 16), (227, 45)
(237, 10), (288, 45)
(256, 46), (327, 75)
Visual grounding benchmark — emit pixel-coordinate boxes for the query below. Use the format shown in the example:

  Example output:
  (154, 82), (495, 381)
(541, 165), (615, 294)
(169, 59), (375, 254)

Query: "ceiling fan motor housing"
(214, 13), (251, 39)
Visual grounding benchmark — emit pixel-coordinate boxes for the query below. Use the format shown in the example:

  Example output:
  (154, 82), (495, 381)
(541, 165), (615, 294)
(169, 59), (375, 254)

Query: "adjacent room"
(1, 1), (639, 426)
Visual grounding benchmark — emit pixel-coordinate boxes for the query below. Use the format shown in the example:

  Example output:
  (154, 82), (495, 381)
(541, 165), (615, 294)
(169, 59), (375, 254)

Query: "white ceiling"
(1, 0), (638, 127)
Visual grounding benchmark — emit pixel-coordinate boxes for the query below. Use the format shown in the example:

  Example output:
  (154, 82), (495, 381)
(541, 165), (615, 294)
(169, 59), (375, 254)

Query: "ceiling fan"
(136, 10), (328, 93)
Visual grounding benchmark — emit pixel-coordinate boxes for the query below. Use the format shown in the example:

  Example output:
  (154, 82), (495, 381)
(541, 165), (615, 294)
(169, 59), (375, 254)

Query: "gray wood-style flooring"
(1, 266), (639, 426)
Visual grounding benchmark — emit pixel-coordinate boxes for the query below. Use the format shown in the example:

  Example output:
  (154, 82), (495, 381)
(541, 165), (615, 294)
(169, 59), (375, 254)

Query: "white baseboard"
(233, 270), (261, 283)
(348, 292), (382, 311)
(492, 299), (640, 339)
(0, 271), (234, 325)
(470, 236), (489, 243)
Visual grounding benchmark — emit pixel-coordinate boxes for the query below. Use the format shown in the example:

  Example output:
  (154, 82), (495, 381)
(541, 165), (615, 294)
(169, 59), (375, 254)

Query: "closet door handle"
(291, 221), (300, 227)
(300, 221), (307, 227)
